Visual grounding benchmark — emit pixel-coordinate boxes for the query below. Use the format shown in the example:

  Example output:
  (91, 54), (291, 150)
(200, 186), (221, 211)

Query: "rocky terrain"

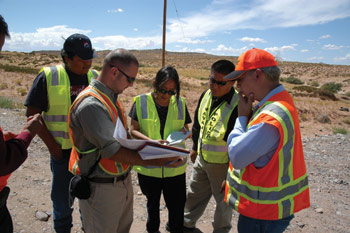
(1, 108), (349, 233)
(0, 50), (350, 232)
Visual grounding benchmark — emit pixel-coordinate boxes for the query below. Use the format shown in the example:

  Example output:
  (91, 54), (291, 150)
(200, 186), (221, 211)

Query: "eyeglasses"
(158, 89), (176, 95)
(209, 77), (228, 86)
(109, 64), (136, 83)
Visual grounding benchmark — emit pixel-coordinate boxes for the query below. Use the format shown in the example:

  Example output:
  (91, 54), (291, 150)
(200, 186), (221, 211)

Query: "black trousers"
(0, 187), (13, 233)
(138, 173), (186, 233)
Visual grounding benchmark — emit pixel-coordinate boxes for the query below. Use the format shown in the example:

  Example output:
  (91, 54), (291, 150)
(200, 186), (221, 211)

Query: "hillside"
(0, 49), (349, 136)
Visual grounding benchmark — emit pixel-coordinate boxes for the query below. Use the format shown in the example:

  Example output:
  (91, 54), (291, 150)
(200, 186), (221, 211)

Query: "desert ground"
(0, 50), (349, 232)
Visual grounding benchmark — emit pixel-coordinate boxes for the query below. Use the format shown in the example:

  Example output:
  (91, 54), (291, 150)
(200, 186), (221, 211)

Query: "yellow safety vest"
(198, 89), (238, 163)
(132, 93), (187, 178)
(41, 65), (98, 149)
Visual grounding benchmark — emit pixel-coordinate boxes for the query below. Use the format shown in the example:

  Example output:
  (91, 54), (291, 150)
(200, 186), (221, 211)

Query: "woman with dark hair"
(129, 65), (192, 233)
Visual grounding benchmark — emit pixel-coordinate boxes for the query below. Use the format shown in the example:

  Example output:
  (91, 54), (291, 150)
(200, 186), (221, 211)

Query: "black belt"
(89, 173), (129, 183)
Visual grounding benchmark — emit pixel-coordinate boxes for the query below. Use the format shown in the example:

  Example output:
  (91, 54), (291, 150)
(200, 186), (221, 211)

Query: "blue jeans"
(50, 150), (74, 233)
(237, 214), (294, 233)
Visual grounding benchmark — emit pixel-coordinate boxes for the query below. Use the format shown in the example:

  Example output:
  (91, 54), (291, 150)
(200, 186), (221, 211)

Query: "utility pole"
(162, 0), (167, 67)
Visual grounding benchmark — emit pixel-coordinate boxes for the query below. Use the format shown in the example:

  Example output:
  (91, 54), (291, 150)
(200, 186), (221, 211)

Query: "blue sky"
(1, 0), (350, 65)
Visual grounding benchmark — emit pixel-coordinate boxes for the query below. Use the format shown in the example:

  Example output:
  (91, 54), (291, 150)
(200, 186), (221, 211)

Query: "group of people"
(0, 14), (310, 233)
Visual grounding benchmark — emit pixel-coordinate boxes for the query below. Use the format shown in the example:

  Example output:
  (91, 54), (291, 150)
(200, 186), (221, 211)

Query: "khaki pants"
(79, 174), (133, 233)
(184, 155), (233, 233)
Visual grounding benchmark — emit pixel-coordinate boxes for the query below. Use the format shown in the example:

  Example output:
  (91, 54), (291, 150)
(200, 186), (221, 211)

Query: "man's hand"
(220, 180), (226, 193)
(189, 150), (197, 164)
(238, 92), (254, 117)
(23, 113), (43, 137)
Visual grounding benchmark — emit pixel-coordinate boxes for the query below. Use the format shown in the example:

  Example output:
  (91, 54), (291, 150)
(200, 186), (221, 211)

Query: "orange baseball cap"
(224, 48), (278, 80)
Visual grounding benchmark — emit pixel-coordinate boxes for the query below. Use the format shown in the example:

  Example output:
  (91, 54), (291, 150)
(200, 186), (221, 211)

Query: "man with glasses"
(184, 60), (239, 233)
(223, 48), (310, 233)
(25, 33), (98, 233)
(68, 49), (184, 233)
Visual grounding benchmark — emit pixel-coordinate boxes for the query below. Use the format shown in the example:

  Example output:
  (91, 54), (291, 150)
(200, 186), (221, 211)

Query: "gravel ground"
(1, 108), (349, 233)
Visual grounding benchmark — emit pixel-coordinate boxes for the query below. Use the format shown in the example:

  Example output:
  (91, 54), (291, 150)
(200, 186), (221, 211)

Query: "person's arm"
(25, 71), (63, 160)
(74, 97), (183, 168)
(227, 116), (280, 169)
(26, 106), (62, 160)
(0, 114), (43, 176)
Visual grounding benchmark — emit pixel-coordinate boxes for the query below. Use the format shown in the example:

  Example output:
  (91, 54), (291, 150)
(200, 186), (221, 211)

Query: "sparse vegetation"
(0, 63), (39, 74)
(332, 127), (348, 135)
(321, 82), (342, 93)
(0, 83), (8, 90)
(310, 80), (319, 87)
(0, 97), (14, 109)
(16, 88), (27, 96)
(281, 76), (304, 85)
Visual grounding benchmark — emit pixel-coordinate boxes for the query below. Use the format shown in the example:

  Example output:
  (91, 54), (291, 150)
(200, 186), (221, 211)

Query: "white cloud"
(92, 35), (161, 50)
(211, 44), (248, 55)
(301, 49), (309, 52)
(265, 45), (297, 54)
(107, 8), (123, 13)
(3, 25), (91, 52)
(320, 34), (331, 39)
(177, 47), (207, 53)
(239, 37), (267, 43)
(334, 54), (350, 63)
(323, 44), (344, 50)
(308, 56), (324, 61)
(177, 38), (213, 45)
(133, 28), (139, 32)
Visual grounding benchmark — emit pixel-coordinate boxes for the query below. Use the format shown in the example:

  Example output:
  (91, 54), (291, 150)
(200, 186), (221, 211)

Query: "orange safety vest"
(68, 86), (130, 176)
(224, 90), (310, 220)
(0, 127), (12, 192)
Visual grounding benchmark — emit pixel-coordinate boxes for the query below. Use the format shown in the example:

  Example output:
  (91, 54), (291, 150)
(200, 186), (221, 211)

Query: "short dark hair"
(211, 59), (235, 75)
(60, 49), (76, 64)
(154, 65), (181, 102)
(0, 15), (10, 38)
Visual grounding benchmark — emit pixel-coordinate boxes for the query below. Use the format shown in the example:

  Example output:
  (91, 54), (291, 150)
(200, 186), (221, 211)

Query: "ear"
(255, 69), (263, 82)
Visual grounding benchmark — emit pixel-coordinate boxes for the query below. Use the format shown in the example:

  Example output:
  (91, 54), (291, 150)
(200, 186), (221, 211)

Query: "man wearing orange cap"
(223, 48), (310, 233)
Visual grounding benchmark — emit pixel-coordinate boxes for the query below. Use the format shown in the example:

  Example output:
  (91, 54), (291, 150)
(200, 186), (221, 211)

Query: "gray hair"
(260, 66), (281, 83)
(103, 49), (139, 69)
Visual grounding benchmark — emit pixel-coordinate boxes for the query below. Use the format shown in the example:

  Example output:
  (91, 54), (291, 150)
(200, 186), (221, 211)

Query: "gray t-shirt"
(69, 79), (126, 177)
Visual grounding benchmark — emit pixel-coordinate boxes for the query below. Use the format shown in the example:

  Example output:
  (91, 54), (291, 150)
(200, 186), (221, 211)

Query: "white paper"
(166, 130), (192, 146)
(113, 117), (127, 139)
(116, 137), (189, 160)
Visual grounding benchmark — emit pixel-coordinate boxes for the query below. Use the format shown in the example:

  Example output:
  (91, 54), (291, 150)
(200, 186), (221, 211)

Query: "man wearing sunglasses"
(68, 49), (184, 233)
(184, 60), (239, 233)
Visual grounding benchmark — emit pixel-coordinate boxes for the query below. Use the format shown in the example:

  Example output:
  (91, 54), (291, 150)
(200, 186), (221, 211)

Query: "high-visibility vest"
(41, 65), (98, 149)
(198, 89), (238, 163)
(0, 127), (11, 192)
(132, 93), (187, 178)
(68, 86), (130, 176)
(224, 90), (310, 220)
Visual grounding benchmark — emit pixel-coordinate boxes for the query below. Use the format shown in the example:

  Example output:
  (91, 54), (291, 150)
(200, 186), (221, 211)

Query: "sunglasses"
(158, 89), (176, 95)
(110, 64), (136, 83)
(209, 77), (228, 86)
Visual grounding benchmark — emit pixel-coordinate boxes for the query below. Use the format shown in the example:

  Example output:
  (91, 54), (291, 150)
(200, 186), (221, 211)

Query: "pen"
(165, 158), (182, 166)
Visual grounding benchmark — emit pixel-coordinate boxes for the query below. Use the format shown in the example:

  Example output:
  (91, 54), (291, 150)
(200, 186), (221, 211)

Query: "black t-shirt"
(128, 94), (192, 139)
(24, 67), (89, 112)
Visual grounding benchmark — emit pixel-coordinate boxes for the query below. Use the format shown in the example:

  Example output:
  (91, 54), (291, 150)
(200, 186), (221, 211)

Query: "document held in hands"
(116, 138), (190, 160)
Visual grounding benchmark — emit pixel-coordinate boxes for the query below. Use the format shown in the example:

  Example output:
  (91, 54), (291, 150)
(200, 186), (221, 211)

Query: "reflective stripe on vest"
(198, 89), (238, 163)
(42, 65), (98, 149)
(224, 90), (310, 220)
(68, 86), (130, 176)
(132, 93), (187, 178)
